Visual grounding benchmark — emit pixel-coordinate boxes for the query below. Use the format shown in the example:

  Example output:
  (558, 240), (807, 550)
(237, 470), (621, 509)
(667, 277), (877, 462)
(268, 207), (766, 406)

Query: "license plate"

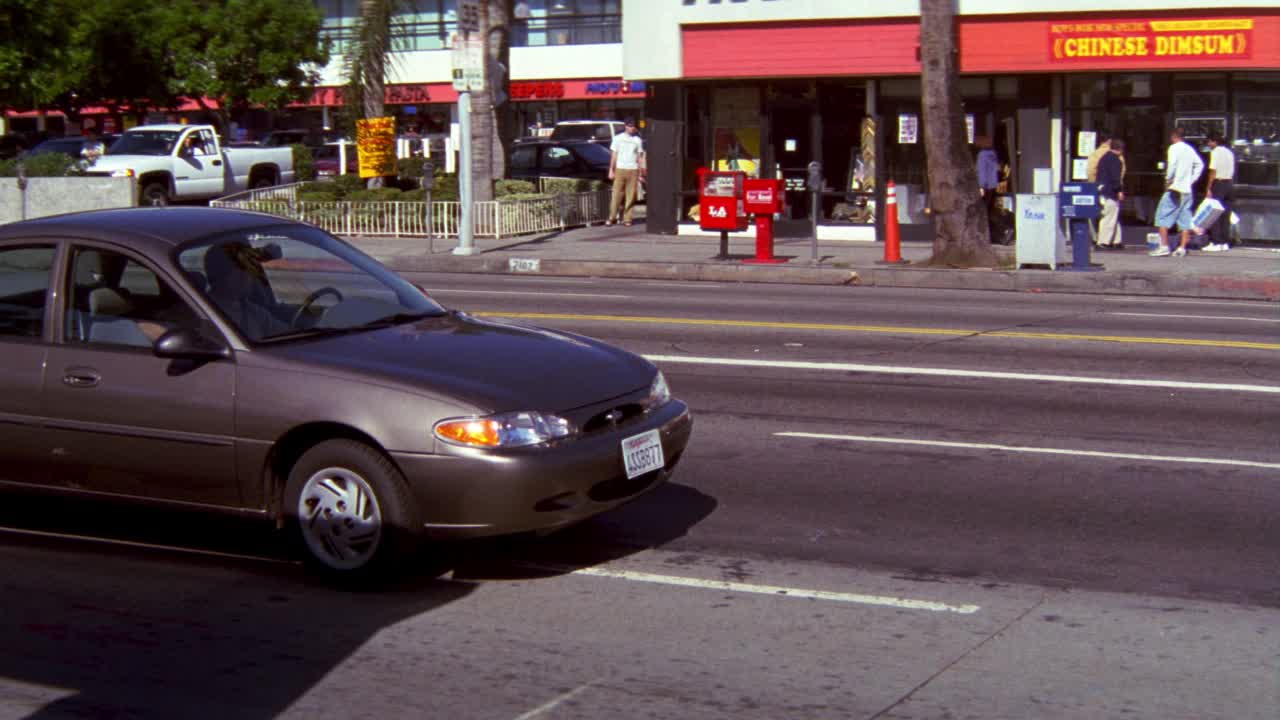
(621, 429), (664, 480)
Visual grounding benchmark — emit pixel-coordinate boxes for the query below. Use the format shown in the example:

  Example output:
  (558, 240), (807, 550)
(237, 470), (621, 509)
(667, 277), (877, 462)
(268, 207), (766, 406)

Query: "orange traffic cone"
(880, 179), (904, 264)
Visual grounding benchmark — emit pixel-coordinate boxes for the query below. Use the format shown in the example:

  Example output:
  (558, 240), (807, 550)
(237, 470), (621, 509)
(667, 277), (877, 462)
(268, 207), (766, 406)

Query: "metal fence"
(212, 182), (611, 239)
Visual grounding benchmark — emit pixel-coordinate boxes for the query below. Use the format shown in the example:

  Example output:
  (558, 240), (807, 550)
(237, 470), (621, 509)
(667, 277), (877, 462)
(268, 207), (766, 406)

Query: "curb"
(375, 253), (1279, 302)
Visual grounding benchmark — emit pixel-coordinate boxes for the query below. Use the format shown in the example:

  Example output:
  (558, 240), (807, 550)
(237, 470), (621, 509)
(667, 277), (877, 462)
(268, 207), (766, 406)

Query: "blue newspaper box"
(1058, 184), (1101, 219)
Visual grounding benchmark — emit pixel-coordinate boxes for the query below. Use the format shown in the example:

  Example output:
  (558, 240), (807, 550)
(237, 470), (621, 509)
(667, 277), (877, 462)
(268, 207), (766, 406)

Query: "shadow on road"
(0, 499), (472, 719)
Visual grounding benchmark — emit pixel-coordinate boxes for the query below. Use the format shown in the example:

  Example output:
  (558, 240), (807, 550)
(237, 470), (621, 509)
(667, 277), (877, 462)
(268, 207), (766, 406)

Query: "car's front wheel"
(140, 182), (170, 206)
(284, 439), (422, 579)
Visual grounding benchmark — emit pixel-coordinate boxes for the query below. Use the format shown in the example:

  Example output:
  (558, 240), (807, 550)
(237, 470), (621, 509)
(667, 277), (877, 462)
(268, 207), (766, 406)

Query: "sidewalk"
(346, 223), (1280, 302)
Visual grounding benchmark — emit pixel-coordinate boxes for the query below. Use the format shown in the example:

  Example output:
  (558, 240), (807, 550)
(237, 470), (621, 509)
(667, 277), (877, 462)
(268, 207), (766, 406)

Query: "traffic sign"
(450, 34), (485, 92)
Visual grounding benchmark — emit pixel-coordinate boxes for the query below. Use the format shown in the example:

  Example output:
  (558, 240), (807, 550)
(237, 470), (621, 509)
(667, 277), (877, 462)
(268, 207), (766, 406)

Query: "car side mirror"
(154, 327), (230, 361)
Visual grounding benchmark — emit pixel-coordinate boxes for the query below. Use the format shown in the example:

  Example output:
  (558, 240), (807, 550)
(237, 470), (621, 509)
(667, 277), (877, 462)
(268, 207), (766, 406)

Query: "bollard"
(878, 179), (906, 265)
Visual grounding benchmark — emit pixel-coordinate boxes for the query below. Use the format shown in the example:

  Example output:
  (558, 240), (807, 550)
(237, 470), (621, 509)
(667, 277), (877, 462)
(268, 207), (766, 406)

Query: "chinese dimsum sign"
(1050, 18), (1252, 62)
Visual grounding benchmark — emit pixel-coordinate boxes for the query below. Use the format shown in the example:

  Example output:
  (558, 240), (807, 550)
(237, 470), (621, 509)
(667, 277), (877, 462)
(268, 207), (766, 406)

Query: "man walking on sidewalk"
(1150, 127), (1204, 258)
(1201, 133), (1235, 252)
(607, 118), (645, 226)
(1095, 138), (1125, 249)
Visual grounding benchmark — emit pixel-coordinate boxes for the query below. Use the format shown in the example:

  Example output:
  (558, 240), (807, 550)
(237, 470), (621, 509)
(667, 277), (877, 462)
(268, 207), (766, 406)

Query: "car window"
(574, 142), (612, 166)
(511, 146), (538, 171)
(177, 224), (446, 343)
(541, 146), (574, 170)
(111, 130), (181, 156)
(0, 245), (56, 339)
(65, 246), (209, 349)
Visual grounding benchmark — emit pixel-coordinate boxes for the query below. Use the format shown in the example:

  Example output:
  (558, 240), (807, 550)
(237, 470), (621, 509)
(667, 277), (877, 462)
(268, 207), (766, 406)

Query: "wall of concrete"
(0, 176), (136, 224)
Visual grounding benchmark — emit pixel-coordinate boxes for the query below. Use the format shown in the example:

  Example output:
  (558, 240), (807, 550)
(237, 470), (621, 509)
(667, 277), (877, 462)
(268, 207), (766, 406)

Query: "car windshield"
(111, 130), (182, 156)
(574, 142), (612, 166)
(176, 224), (447, 343)
(552, 124), (611, 141)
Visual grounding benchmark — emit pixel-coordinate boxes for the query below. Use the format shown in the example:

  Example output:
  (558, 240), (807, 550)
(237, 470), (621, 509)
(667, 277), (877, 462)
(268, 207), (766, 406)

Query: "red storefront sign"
(510, 81), (566, 100)
(1049, 18), (1252, 63)
(681, 11), (1280, 78)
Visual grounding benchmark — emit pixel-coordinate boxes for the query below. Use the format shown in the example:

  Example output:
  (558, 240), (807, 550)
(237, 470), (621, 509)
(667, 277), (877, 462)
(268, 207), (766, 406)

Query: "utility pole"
(451, 0), (485, 255)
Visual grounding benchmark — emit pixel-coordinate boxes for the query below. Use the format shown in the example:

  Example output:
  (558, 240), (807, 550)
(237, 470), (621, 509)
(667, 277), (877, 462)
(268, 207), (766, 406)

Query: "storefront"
(634, 5), (1280, 241)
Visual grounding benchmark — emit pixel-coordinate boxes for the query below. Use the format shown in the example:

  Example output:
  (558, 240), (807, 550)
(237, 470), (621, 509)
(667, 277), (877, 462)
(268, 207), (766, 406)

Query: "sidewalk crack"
(864, 591), (1053, 720)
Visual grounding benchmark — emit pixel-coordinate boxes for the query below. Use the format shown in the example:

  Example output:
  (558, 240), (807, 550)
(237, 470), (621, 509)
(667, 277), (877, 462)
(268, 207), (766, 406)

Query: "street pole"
(454, 91), (479, 255)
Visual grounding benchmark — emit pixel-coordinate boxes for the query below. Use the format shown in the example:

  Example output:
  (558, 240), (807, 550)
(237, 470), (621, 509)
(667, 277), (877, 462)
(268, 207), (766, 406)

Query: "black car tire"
(284, 438), (423, 580)
(140, 182), (170, 207)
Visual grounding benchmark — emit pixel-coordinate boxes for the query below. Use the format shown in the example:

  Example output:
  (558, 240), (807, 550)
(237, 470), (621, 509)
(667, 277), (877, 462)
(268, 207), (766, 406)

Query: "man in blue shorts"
(1149, 127), (1204, 258)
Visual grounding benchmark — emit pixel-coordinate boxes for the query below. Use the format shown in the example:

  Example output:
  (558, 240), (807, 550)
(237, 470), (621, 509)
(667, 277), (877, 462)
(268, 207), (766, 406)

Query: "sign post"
(450, 14), (485, 256)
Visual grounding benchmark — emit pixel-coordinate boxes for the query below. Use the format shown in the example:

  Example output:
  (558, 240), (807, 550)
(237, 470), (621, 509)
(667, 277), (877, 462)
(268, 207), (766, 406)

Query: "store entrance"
(769, 106), (815, 235)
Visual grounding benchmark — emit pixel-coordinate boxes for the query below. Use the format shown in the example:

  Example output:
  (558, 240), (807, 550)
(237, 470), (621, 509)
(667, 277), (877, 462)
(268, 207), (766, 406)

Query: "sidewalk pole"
(453, 91), (479, 256)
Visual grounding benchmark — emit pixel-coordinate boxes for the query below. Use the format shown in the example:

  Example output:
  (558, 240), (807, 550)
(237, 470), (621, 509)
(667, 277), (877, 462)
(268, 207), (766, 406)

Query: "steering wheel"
(291, 286), (344, 327)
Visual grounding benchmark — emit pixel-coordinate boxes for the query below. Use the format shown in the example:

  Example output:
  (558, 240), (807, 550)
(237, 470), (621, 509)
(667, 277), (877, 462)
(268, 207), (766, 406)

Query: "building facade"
(626, 0), (1280, 241)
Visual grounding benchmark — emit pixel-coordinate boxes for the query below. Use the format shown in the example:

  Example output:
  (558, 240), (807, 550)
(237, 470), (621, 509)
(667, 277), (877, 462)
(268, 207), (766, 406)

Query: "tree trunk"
(919, 0), (996, 267)
(360, 0), (388, 188)
(469, 0), (510, 202)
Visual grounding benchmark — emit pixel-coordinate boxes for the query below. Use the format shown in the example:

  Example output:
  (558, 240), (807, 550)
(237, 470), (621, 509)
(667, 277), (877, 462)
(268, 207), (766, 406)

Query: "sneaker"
(1171, 247), (1187, 257)
(1203, 243), (1227, 252)
(1148, 246), (1171, 257)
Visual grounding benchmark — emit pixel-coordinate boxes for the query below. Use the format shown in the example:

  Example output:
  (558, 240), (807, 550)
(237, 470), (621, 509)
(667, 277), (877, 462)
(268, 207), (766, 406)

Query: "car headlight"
(434, 411), (578, 448)
(647, 370), (671, 409)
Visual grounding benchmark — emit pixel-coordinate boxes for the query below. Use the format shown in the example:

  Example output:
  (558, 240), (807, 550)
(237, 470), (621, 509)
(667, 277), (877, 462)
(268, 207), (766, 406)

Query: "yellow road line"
(474, 312), (1280, 351)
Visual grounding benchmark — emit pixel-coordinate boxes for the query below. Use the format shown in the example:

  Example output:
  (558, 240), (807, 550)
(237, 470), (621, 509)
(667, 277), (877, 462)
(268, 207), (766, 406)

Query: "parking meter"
(421, 160), (436, 190)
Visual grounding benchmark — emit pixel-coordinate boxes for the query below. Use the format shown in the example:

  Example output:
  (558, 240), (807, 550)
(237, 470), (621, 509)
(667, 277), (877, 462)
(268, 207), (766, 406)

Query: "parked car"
(549, 120), (624, 146)
(87, 124), (294, 205)
(311, 141), (359, 178)
(508, 139), (613, 184)
(22, 134), (120, 160)
(0, 207), (692, 580)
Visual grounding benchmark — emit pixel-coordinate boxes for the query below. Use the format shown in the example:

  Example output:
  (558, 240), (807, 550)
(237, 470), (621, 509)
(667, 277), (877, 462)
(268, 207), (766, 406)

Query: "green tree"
(0, 0), (82, 113)
(164, 0), (331, 134)
(919, 0), (996, 267)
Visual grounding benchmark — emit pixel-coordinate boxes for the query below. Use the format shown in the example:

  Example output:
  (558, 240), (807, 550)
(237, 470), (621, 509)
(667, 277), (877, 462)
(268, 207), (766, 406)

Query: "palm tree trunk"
(469, 0), (510, 203)
(920, 0), (996, 267)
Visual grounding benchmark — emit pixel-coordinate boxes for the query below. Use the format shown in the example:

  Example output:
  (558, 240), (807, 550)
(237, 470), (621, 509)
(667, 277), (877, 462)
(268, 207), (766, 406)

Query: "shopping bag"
(1191, 197), (1225, 235)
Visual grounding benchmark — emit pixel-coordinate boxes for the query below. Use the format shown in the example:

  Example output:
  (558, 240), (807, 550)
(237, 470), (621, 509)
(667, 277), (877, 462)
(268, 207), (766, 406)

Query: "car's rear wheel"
(250, 174), (275, 190)
(284, 439), (421, 579)
(140, 182), (169, 206)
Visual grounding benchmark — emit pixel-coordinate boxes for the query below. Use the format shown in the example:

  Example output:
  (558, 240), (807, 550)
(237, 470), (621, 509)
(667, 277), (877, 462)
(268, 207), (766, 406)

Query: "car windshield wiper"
(353, 310), (444, 329)
(259, 310), (446, 343)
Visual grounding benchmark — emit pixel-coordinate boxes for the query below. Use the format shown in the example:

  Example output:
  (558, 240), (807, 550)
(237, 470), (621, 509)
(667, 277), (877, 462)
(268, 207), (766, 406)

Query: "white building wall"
(317, 45), (624, 87)
(624, 0), (1280, 80)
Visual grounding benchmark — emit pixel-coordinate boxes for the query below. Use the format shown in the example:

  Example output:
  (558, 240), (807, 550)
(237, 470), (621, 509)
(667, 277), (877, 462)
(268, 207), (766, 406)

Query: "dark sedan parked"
(508, 139), (612, 184)
(0, 207), (692, 578)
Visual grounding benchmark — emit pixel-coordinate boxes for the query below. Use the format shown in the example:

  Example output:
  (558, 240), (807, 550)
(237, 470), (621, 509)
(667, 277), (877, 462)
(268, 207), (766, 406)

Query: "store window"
(1232, 73), (1280, 188)
(317, 0), (458, 53)
(513, 0), (621, 47)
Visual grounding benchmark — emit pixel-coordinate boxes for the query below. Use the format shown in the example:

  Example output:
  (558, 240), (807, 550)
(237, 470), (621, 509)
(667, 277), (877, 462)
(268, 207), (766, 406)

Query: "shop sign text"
(1050, 18), (1252, 62)
(585, 81), (647, 96)
(510, 81), (565, 100)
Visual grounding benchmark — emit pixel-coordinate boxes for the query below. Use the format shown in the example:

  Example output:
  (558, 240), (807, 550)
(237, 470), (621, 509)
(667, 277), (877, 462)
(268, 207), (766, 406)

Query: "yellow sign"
(356, 117), (397, 179)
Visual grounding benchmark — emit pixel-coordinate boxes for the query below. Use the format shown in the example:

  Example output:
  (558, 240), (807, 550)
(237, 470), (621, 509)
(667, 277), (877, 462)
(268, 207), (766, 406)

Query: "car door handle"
(63, 369), (101, 388)
(212, 159), (222, 166)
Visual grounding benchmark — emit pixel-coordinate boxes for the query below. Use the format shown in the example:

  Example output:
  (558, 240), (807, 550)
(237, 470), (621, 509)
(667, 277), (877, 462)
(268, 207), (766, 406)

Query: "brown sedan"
(0, 207), (692, 577)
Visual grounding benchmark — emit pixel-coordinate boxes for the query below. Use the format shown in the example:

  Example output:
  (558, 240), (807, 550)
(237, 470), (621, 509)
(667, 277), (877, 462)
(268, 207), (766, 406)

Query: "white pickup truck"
(89, 124), (294, 206)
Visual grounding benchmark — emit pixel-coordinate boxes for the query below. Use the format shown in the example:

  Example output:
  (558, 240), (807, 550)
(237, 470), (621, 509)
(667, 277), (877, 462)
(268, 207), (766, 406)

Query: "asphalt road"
(2, 278), (1276, 719)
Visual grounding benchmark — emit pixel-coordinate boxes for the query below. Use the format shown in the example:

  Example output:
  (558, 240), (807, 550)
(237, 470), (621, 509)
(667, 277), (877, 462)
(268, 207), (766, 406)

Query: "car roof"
(0, 207), (298, 252)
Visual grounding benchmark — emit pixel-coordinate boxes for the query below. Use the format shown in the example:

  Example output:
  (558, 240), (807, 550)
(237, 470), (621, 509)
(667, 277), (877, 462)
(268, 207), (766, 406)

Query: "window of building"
(318, 0), (459, 53)
(1232, 73), (1280, 188)
(512, 0), (621, 47)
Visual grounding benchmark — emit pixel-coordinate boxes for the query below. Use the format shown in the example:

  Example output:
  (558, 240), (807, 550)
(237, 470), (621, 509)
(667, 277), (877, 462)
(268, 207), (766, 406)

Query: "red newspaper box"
(742, 178), (787, 263)
(697, 168), (748, 232)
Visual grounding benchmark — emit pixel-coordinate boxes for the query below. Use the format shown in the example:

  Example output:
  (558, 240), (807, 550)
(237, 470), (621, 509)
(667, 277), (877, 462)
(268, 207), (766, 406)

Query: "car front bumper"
(391, 399), (693, 539)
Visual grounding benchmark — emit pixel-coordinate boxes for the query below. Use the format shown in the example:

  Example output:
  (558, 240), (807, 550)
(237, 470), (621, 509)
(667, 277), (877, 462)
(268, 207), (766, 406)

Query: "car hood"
(89, 154), (162, 170)
(263, 312), (654, 413)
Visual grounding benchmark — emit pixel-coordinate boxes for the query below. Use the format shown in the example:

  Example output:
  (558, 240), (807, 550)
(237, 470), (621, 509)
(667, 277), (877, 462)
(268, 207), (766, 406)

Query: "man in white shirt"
(1150, 127), (1204, 257)
(1201, 133), (1236, 252)
(608, 117), (645, 226)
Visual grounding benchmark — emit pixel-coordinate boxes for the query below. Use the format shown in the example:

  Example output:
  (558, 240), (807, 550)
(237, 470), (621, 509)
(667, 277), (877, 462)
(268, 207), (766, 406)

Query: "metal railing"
(212, 183), (612, 240)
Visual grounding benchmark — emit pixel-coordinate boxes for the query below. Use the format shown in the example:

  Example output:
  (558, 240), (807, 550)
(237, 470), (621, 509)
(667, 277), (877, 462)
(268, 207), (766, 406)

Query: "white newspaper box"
(1015, 194), (1066, 270)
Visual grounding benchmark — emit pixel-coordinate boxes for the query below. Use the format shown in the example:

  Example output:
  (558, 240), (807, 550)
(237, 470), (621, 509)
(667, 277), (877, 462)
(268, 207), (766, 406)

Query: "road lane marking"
(1104, 297), (1274, 309)
(0, 525), (295, 564)
(776, 433), (1280, 470)
(644, 354), (1280, 395)
(513, 682), (599, 720)
(563, 566), (981, 615)
(434, 289), (632, 299)
(475, 312), (1280, 351)
(1108, 312), (1280, 324)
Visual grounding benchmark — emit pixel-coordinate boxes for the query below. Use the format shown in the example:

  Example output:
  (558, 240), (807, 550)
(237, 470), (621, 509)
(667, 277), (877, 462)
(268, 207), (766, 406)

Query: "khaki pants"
(610, 168), (640, 223)
(1097, 196), (1121, 246)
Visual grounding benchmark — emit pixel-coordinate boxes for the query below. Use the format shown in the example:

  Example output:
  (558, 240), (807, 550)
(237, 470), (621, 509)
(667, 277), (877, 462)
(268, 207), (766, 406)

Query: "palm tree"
(468, 0), (511, 202)
(919, 0), (997, 267)
(345, 0), (398, 188)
